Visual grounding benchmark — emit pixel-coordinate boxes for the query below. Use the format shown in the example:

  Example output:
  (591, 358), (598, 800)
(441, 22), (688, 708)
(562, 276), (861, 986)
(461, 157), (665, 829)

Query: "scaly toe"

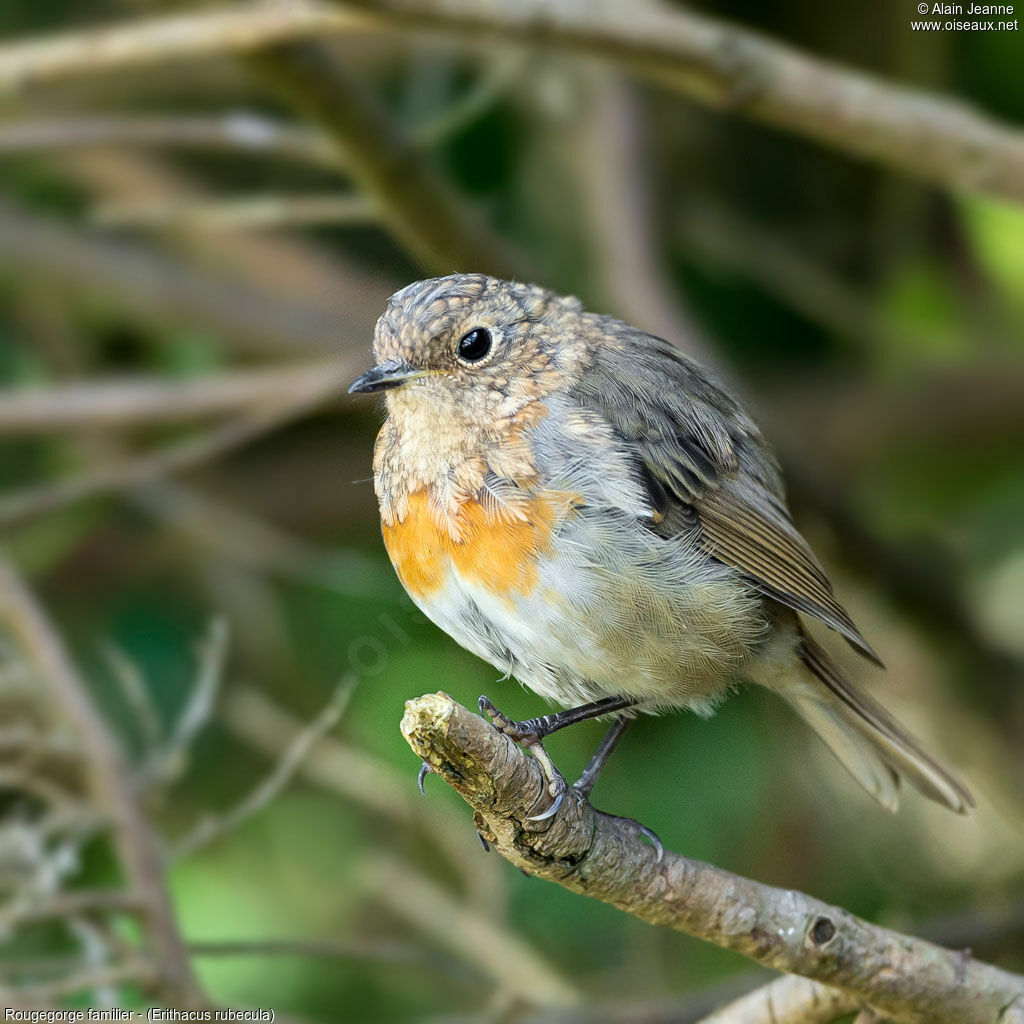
(477, 695), (542, 745)
(477, 696), (566, 819)
(478, 694), (513, 732)
(600, 811), (664, 863)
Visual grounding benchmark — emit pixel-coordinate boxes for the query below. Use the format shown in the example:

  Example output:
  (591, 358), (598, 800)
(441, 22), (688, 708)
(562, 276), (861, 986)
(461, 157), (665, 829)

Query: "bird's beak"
(348, 359), (423, 394)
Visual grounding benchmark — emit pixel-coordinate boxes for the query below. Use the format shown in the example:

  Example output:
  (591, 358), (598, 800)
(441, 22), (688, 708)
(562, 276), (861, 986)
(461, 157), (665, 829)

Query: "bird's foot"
(586, 802), (664, 864)
(570, 762), (663, 863)
(478, 695), (566, 821)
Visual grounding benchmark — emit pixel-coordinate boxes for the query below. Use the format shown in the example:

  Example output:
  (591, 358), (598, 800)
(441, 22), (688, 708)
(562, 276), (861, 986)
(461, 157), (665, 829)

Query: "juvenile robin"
(350, 273), (973, 824)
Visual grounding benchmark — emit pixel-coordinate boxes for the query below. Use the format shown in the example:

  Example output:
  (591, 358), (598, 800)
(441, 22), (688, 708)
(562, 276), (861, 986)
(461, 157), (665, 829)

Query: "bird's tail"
(781, 631), (974, 814)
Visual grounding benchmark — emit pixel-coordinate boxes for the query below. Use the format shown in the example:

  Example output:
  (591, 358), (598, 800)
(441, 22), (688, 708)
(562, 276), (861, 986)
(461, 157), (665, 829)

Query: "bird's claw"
(526, 788), (564, 822)
(593, 807), (664, 863)
(417, 760), (433, 796)
(639, 823), (665, 864)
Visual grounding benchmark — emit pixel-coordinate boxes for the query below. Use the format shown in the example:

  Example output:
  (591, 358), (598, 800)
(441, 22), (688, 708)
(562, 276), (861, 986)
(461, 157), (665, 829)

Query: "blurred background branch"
(246, 40), (529, 277)
(0, 557), (205, 1008)
(1, 0), (1022, 1018)
(3, 1), (1024, 200)
(695, 975), (859, 1024)
(0, 362), (337, 435)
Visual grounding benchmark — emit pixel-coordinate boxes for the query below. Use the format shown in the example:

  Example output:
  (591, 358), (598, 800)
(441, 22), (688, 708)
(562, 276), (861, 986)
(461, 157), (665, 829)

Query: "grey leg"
(574, 715), (664, 863)
(477, 694), (639, 823)
(573, 715), (631, 799)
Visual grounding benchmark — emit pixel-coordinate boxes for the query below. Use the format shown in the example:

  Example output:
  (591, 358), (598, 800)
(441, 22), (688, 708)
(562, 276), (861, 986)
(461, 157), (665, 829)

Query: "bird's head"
(349, 274), (588, 424)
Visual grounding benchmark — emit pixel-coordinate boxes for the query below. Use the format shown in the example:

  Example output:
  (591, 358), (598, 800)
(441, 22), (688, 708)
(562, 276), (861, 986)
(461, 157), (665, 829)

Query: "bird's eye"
(457, 327), (492, 363)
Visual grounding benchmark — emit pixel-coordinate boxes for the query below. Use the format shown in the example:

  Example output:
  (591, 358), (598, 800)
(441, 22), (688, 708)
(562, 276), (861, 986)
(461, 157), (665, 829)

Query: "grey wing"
(570, 324), (882, 667)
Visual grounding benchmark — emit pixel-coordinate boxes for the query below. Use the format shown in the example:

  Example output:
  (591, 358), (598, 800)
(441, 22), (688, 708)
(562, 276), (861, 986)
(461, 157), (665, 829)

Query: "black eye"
(457, 327), (492, 363)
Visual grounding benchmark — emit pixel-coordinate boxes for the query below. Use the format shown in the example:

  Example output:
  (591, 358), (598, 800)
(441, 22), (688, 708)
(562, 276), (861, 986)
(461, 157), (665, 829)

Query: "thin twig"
(142, 618), (230, 789)
(171, 676), (357, 859)
(187, 937), (475, 982)
(131, 481), (385, 600)
(9, 961), (156, 1005)
(168, 620), (231, 760)
(93, 193), (376, 231)
(414, 50), (528, 146)
(0, 55), (521, 166)
(0, 889), (143, 934)
(221, 685), (509, 918)
(0, 2), (364, 91)
(0, 766), (81, 806)
(1, 1), (1024, 200)
(0, 723), (83, 760)
(0, 65), (515, 162)
(402, 692), (1024, 1024)
(676, 202), (931, 356)
(100, 642), (162, 753)
(67, 917), (118, 1009)
(0, 113), (344, 167)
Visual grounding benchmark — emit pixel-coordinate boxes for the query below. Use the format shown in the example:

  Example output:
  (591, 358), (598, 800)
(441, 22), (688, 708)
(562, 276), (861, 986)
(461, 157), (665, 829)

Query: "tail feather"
(788, 632), (974, 814)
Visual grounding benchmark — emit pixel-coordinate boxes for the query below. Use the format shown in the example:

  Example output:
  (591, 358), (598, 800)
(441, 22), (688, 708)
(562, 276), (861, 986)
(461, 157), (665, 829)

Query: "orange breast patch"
(382, 489), (577, 600)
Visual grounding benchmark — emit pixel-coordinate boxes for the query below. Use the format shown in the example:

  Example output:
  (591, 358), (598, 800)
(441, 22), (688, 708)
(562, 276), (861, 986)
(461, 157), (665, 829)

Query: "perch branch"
(2, 1), (1024, 201)
(401, 692), (1024, 1024)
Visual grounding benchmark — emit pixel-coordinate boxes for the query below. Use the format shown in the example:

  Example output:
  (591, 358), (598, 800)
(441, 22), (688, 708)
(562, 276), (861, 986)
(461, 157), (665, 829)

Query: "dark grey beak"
(348, 359), (422, 394)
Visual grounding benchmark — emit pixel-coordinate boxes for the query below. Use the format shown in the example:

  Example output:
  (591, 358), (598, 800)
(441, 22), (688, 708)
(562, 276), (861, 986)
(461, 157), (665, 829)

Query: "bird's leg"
(572, 715), (664, 863)
(573, 715), (631, 799)
(477, 694), (638, 821)
(478, 694), (638, 743)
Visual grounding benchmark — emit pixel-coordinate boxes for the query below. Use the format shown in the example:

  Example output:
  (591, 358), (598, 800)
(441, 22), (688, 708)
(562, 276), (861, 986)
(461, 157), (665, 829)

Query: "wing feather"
(571, 326), (881, 666)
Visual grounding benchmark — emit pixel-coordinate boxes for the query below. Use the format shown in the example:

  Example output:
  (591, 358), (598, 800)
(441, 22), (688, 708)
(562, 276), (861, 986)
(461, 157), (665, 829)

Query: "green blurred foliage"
(0, 1), (1023, 1021)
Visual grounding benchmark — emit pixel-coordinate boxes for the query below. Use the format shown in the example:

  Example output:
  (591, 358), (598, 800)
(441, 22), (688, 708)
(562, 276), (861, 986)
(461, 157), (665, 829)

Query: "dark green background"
(1, 2), (1022, 1020)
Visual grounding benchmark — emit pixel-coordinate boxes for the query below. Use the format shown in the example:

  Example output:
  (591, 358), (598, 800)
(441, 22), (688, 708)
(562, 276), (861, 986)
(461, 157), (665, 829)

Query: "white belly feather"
(411, 506), (768, 714)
